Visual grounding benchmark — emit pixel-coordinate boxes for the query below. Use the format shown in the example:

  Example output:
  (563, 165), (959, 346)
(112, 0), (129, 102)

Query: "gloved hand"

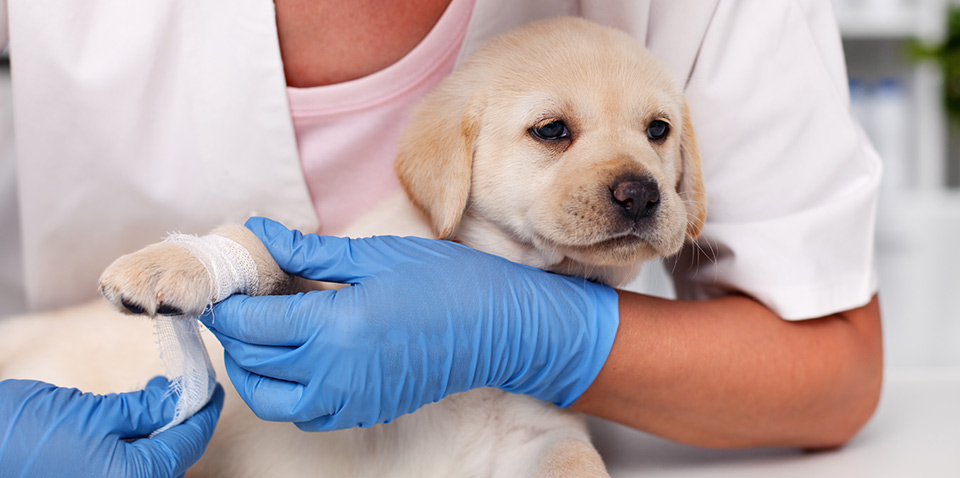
(0, 376), (224, 478)
(200, 216), (619, 431)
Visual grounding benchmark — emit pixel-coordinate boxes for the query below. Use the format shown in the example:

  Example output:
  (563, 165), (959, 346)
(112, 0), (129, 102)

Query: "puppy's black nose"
(611, 177), (660, 222)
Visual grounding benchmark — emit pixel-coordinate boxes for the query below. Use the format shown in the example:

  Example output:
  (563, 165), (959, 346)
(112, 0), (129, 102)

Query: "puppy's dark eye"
(647, 120), (669, 141)
(531, 120), (570, 141)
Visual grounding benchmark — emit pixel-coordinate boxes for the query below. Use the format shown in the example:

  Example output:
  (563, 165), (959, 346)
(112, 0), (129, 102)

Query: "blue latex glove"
(0, 376), (224, 478)
(200, 217), (619, 431)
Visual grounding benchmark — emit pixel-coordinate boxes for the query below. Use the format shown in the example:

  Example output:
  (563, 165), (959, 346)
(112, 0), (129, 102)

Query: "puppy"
(4, 17), (705, 477)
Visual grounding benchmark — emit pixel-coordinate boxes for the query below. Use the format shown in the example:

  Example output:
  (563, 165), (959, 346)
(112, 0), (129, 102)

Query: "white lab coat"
(1, 0), (881, 319)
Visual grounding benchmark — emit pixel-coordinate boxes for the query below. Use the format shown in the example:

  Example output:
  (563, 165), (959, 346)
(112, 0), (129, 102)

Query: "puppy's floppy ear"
(395, 91), (482, 239)
(678, 101), (707, 240)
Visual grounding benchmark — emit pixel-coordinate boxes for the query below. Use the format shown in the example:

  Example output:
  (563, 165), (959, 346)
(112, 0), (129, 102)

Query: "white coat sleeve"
(670, 0), (882, 320)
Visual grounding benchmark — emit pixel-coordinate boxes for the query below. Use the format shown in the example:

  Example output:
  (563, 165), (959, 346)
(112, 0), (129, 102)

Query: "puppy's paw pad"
(156, 304), (185, 316)
(120, 298), (146, 315)
(99, 242), (213, 317)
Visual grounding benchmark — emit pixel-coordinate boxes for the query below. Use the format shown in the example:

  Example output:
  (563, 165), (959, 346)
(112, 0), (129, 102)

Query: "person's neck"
(274, 0), (453, 87)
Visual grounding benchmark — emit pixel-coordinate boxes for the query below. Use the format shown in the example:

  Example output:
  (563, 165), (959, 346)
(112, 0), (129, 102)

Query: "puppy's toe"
(99, 242), (213, 317)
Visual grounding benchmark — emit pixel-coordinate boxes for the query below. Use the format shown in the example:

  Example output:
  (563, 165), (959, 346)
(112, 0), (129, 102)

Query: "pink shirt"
(287, 0), (474, 234)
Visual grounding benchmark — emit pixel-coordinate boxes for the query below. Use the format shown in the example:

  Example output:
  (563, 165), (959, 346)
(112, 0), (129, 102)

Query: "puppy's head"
(396, 17), (706, 284)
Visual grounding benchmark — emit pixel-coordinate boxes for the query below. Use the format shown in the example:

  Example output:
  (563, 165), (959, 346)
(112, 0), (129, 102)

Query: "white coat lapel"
(8, 0), (316, 310)
(646, 0), (721, 88)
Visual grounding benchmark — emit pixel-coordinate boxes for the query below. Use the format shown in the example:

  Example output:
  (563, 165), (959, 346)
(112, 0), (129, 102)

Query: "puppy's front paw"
(99, 242), (213, 317)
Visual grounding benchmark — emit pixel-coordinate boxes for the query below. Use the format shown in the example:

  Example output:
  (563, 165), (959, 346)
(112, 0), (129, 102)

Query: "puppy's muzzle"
(611, 176), (660, 223)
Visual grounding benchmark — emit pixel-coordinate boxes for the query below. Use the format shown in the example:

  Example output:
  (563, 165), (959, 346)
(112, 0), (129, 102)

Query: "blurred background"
(834, 0), (960, 369)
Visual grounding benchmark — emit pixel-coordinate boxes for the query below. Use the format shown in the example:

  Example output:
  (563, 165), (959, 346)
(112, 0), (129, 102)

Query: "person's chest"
(273, 0), (453, 87)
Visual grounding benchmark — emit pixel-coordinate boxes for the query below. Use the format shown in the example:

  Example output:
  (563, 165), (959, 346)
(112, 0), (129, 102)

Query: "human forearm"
(571, 292), (883, 449)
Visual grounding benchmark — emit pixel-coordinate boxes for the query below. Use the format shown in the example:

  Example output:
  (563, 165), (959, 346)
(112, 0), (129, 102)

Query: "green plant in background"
(910, 6), (960, 126)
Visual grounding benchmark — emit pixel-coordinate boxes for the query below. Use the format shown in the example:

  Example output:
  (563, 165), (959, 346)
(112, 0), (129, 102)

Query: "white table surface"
(592, 367), (960, 477)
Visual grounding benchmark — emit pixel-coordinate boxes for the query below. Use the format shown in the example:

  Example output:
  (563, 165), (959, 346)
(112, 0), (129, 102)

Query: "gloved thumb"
(98, 376), (177, 439)
(127, 384), (224, 477)
(244, 216), (443, 284)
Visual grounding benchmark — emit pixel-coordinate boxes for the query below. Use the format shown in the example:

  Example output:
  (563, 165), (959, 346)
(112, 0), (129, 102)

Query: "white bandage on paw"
(150, 233), (260, 436)
(164, 233), (260, 302)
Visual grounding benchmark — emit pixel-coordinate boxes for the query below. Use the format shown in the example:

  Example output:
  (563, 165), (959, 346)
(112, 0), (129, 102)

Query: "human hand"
(199, 217), (619, 431)
(0, 377), (224, 478)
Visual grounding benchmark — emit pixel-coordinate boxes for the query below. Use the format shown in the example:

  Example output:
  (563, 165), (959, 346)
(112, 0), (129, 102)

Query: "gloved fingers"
(0, 378), (56, 402)
(212, 332), (308, 383)
(0, 378), (175, 446)
(245, 216), (456, 283)
(292, 404), (375, 432)
(294, 415), (339, 432)
(223, 354), (333, 423)
(0, 379), (61, 433)
(97, 376), (178, 439)
(145, 375), (172, 391)
(200, 292), (335, 346)
(125, 384), (224, 477)
(245, 217), (373, 283)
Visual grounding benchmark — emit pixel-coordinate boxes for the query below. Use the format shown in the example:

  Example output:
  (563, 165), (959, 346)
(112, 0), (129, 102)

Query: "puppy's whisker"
(689, 236), (720, 281)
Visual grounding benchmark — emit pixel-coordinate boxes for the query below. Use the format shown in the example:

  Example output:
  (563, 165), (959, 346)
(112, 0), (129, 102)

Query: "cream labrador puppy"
(1, 17), (705, 477)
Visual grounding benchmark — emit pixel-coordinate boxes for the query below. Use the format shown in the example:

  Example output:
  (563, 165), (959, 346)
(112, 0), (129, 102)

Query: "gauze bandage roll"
(150, 233), (260, 436)
(151, 316), (217, 436)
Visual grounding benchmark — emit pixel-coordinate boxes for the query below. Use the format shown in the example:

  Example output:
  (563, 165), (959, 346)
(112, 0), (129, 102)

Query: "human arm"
(0, 376), (224, 478)
(572, 292), (882, 449)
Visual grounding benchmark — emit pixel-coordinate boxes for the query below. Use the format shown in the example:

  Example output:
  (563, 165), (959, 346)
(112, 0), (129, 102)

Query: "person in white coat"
(0, 0), (883, 472)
